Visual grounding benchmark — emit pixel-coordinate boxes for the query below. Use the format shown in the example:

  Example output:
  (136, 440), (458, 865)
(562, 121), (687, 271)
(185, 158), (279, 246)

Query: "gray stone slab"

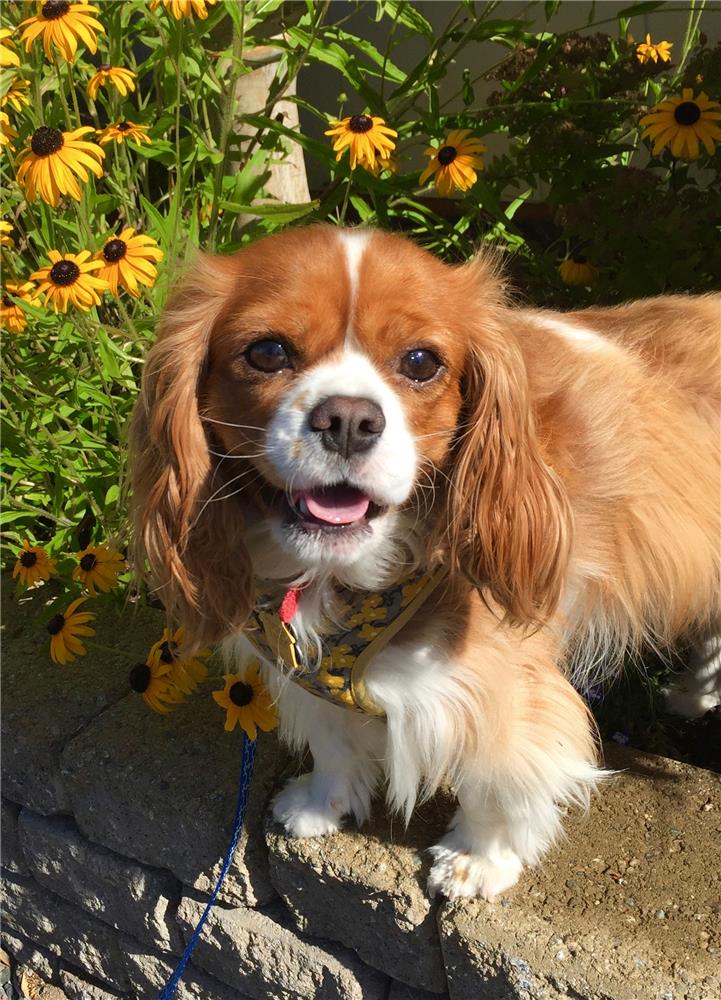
(0, 927), (59, 980)
(60, 687), (290, 908)
(59, 969), (125, 1000)
(2, 797), (30, 875)
(118, 932), (252, 1000)
(177, 894), (389, 1000)
(438, 746), (721, 1000)
(1, 575), (162, 814)
(1, 875), (129, 991)
(19, 809), (183, 953)
(266, 796), (453, 993)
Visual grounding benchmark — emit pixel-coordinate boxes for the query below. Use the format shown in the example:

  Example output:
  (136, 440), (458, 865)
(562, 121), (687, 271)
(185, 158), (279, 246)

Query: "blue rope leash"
(157, 733), (257, 1000)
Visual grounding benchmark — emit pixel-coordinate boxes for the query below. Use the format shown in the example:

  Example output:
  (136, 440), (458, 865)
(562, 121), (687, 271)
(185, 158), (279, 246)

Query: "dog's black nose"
(309, 396), (386, 458)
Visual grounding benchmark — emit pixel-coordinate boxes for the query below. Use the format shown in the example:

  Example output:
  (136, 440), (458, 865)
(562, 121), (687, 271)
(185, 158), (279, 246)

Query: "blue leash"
(157, 733), (257, 1000)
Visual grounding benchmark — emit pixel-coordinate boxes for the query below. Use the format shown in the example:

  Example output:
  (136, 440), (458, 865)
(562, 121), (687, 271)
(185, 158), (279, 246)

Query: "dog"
(130, 225), (720, 900)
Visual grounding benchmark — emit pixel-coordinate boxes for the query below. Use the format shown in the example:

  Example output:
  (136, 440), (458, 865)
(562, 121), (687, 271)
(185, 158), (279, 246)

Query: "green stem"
(208, 6), (246, 250)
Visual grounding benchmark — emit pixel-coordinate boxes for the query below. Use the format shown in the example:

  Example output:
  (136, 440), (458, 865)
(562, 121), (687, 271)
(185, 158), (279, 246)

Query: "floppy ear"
(130, 253), (254, 649)
(442, 281), (572, 626)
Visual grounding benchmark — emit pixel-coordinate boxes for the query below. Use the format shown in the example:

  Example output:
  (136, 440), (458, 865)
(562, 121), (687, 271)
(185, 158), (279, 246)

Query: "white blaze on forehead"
(338, 229), (372, 346)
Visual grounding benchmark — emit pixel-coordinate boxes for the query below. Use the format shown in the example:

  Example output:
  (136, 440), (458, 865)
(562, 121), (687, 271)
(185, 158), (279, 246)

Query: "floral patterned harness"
(243, 566), (448, 717)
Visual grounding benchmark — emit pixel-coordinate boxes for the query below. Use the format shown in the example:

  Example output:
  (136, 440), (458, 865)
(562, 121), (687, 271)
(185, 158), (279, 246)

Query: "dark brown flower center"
(2, 295), (12, 308)
(159, 640), (178, 664)
(49, 261), (80, 287)
(47, 613), (66, 635)
(674, 101), (701, 126)
(229, 681), (254, 707)
(349, 114), (373, 133)
(42, 1), (70, 19)
(98, 64), (112, 72)
(129, 663), (151, 693)
(116, 122), (131, 132)
(80, 553), (97, 571)
(103, 239), (127, 263)
(20, 550), (38, 568)
(437, 146), (457, 165)
(31, 126), (64, 157)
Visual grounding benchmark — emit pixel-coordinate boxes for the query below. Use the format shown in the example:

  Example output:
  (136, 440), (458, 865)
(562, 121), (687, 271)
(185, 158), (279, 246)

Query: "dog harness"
(244, 566), (448, 716)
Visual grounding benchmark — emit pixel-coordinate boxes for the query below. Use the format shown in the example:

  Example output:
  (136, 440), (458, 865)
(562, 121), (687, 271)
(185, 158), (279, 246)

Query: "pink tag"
(279, 586), (303, 624)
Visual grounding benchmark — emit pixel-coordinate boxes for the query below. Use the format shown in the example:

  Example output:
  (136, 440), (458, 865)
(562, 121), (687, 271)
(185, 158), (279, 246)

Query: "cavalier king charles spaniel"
(131, 225), (720, 900)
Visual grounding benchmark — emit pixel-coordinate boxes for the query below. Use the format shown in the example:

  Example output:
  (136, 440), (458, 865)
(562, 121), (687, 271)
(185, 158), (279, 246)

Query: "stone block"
(59, 969), (125, 1000)
(2, 798), (30, 875)
(266, 796), (453, 993)
(19, 809), (182, 953)
(1, 875), (129, 991)
(1, 576), (162, 814)
(119, 933), (252, 1000)
(1, 927), (59, 980)
(176, 894), (389, 999)
(60, 689), (291, 908)
(438, 746), (721, 1000)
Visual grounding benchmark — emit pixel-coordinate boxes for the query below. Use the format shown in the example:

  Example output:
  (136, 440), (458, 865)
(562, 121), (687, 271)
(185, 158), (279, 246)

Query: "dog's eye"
(245, 339), (291, 373)
(400, 349), (443, 382)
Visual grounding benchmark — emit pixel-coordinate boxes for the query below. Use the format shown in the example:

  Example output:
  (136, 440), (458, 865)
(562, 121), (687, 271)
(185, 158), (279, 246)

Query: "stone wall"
(2, 581), (720, 1000)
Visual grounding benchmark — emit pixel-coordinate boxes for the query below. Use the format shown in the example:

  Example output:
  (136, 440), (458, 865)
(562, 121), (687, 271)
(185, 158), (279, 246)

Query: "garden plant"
(1, 0), (720, 758)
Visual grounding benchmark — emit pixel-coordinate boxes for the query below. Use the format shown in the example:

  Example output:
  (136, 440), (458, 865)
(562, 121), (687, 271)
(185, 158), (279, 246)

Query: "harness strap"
(350, 565), (449, 715)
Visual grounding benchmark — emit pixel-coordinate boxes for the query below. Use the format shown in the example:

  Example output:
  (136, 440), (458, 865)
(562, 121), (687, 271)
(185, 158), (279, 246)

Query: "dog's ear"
(130, 253), (254, 649)
(441, 260), (572, 626)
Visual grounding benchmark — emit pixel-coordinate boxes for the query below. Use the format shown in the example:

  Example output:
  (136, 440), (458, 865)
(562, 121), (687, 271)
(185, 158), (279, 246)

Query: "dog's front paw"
(663, 684), (721, 719)
(271, 774), (346, 838)
(428, 834), (523, 901)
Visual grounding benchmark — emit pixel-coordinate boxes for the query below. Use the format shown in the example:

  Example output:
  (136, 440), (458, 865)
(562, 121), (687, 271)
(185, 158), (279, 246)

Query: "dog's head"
(131, 226), (570, 645)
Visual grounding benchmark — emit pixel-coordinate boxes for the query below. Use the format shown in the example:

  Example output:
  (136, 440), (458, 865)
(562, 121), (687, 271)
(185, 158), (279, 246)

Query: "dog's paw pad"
(427, 843), (523, 901)
(271, 775), (343, 838)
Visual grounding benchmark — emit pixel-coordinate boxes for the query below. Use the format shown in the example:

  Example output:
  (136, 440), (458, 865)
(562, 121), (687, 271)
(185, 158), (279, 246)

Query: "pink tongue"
(303, 485), (370, 525)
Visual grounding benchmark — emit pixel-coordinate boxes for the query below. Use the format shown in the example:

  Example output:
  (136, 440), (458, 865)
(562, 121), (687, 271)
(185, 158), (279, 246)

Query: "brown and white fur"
(131, 226), (721, 900)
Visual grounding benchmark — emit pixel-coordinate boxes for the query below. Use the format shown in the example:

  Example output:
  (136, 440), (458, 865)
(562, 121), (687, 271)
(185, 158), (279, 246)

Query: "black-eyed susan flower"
(46, 597), (95, 664)
(640, 88), (721, 159)
(19, 2), (104, 64)
(147, 627), (210, 695)
(12, 539), (56, 587)
(15, 126), (104, 207)
(97, 120), (151, 146)
(325, 113), (397, 171)
(1, 111), (17, 151)
(559, 257), (595, 286)
(31, 250), (110, 313)
(87, 64), (136, 101)
(1, 77), (30, 112)
(149, 0), (218, 19)
(420, 130), (485, 198)
(212, 663), (277, 738)
(95, 228), (163, 297)
(1, 281), (39, 334)
(635, 34), (673, 65)
(0, 221), (13, 247)
(0, 28), (20, 68)
(72, 542), (125, 595)
(128, 660), (183, 714)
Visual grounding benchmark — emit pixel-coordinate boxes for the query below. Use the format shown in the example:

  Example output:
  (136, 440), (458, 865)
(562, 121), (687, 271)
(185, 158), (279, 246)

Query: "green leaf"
(217, 200), (318, 223)
(380, 2), (433, 40)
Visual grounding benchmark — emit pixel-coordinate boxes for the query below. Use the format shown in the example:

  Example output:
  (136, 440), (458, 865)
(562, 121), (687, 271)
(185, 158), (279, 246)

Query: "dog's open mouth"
(287, 483), (384, 534)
